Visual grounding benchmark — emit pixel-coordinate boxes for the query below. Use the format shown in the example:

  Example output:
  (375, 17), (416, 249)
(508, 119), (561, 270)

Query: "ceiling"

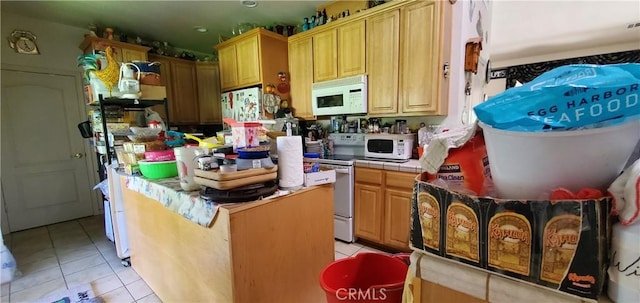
(1, 0), (329, 56)
(2, 0), (639, 62)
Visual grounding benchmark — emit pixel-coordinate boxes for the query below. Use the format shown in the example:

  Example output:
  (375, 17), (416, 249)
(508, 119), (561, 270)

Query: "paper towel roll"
(277, 136), (304, 190)
(608, 222), (640, 302)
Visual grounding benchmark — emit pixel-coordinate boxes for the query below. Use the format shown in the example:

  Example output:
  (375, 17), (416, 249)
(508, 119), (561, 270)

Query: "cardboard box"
(140, 85), (167, 100)
(124, 164), (140, 175)
(303, 169), (336, 187)
(122, 141), (166, 154)
(410, 176), (611, 300)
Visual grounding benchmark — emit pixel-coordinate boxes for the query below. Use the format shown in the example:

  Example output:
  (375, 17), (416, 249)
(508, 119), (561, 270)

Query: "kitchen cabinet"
(149, 55), (199, 124)
(217, 46), (238, 90)
(196, 62), (223, 124)
(368, 0), (448, 116)
(338, 20), (366, 78)
(79, 36), (150, 63)
(384, 187), (413, 249)
(150, 55), (222, 125)
(286, 0), (450, 117)
(354, 183), (384, 243)
(122, 178), (334, 302)
(399, 0), (447, 115)
(354, 167), (415, 251)
(288, 37), (315, 119)
(215, 28), (289, 93)
(313, 19), (365, 83)
(366, 9), (401, 115)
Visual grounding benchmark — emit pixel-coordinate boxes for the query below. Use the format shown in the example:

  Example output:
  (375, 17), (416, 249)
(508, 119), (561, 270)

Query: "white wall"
(440, 0), (492, 130)
(1, 12), (88, 72)
(1, 11), (103, 223)
(485, 78), (506, 98)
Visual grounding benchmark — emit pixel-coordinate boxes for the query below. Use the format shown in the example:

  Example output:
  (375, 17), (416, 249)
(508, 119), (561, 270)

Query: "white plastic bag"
(1, 232), (17, 284)
(93, 179), (110, 201)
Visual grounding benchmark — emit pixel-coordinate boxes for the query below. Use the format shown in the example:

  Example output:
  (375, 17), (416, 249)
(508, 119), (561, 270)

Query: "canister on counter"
(303, 152), (320, 173)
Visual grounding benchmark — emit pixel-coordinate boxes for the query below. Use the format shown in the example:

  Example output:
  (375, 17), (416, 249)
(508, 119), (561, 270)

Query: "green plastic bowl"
(138, 160), (178, 179)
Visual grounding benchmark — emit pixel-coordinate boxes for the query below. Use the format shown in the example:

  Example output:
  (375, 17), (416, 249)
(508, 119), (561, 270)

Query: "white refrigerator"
(221, 86), (262, 122)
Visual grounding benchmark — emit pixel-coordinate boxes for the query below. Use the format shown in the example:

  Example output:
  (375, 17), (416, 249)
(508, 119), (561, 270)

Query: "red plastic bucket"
(320, 253), (409, 303)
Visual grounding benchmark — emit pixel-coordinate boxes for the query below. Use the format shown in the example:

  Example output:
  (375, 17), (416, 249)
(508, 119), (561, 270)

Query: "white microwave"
(365, 133), (415, 160)
(311, 75), (367, 116)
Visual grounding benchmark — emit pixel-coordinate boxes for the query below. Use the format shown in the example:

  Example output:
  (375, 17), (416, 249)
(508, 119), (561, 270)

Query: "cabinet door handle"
(72, 153), (83, 159)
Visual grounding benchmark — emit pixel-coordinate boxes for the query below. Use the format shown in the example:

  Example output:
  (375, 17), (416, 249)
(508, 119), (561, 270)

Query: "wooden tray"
(194, 172), (278, 190)
(194, 166), (278, 181)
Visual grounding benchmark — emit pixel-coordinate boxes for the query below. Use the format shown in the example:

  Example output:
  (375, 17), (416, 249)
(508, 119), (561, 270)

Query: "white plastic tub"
(479, 120), (640, 199)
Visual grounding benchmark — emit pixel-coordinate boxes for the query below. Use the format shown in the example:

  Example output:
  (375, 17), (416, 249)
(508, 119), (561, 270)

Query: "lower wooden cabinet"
(354, 183), (384, 243)
(354, 167), (415, 251)
(383, 188), (413, 249)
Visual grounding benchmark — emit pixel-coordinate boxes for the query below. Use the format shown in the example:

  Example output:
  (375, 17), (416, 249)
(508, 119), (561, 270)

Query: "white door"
(1, 69), (94, 231)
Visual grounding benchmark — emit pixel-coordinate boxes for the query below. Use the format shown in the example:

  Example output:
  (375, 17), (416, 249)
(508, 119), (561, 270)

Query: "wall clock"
(7, 30), (40, 55)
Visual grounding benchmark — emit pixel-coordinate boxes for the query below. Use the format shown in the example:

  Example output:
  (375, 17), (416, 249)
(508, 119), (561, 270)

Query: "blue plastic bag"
(474, 63), (640, 131)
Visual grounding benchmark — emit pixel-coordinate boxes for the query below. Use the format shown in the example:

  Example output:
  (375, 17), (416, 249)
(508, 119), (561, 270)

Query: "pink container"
(231, 122), (261, 149)
(144, 150), (175, 162)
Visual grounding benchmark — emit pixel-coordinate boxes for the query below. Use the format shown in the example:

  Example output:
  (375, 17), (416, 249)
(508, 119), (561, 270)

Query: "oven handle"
(334, 168), (350, 174)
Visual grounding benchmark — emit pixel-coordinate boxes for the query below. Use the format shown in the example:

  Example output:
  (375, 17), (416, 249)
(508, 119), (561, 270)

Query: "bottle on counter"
(340, 115), (349, 133)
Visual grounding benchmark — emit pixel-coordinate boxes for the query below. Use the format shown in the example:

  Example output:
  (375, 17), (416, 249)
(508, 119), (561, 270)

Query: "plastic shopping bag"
(1, 243), (17, 284)
(474, 63), (640, 132)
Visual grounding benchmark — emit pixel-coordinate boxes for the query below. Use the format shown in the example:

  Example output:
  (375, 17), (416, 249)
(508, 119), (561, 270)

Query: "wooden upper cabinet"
(218, 45), (239, 90)
(79, 36), (149, 63)
(399, 0), (444, 114)
(313, 29), (338, 82)
(170, 61), (199, 124)
(196, 62), (223, 124)
(148, 55), (173, 121)
(313, 20), (365, 83)
(337, 20), (366, 78)
(288, 37), (315, 120)
(215, 28), (289, 95)
(367, 9), (400, 115)
(121, 48), (147, 62)
(235, 36), (261, 85)
(149, 54), (199, 124)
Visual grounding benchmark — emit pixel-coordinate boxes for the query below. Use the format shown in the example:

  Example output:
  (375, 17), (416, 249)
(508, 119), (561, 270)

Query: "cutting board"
(193, 172), (278, 190)
(194, 166), (278, 181)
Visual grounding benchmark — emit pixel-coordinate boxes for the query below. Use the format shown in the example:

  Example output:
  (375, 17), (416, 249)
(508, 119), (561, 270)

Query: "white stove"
(316, 133), (365, 242)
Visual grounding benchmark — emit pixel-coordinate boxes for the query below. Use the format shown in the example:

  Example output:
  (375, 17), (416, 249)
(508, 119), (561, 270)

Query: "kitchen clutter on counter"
(113, 115), (337, 205)
(412, 64), (640, 301)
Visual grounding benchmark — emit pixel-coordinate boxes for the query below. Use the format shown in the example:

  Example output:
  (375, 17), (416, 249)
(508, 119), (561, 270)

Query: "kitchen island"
(120, 175), (334, 303)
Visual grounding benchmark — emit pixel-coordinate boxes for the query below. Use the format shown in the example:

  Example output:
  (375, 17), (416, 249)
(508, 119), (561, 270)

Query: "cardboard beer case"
(410, 175), (611, 300)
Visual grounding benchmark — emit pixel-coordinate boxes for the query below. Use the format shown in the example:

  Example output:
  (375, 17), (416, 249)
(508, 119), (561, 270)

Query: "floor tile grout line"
(79, 217), (139, 301)
(47, 223), (70, 292)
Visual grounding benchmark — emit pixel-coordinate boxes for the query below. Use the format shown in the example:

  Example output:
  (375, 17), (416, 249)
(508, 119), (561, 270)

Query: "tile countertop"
(355, 159), (422, 173)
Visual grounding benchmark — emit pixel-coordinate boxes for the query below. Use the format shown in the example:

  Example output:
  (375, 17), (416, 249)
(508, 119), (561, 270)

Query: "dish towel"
(420, 122), (477, 174)
(608, 158), (640, 225)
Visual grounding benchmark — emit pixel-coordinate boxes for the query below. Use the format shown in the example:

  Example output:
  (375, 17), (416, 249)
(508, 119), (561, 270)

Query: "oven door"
(320, 164), (353, 218)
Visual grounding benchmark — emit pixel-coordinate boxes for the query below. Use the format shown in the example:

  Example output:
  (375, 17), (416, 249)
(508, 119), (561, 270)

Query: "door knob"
(73, 153), (83, 159)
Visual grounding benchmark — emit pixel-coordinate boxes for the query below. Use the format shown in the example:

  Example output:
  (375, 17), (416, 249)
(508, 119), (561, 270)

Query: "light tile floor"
(1, 215), (386, 303)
